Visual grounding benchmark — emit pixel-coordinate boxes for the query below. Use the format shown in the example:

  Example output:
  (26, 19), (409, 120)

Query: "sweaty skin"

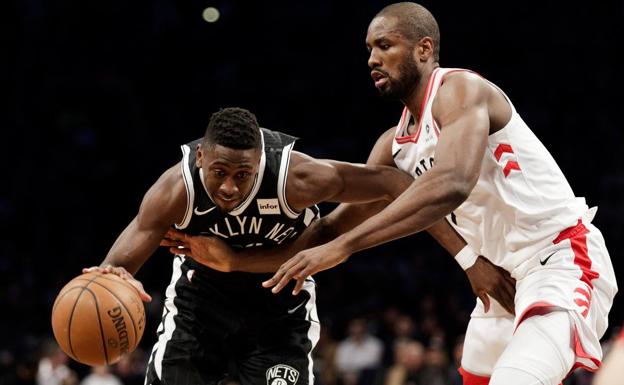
(163, 127), (516, 313)
(84, 143), (428, 300)
(261, 14), (517, 302)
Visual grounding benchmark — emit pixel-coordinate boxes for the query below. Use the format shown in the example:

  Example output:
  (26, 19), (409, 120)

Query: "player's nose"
(219, 178), (237, 196)
(368, 49), (381, 69)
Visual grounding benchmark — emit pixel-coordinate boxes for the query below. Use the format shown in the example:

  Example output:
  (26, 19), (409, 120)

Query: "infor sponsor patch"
(257, 199), (281, 215)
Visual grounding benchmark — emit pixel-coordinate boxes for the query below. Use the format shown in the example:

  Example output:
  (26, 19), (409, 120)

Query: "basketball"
(51, 272), (146, 366)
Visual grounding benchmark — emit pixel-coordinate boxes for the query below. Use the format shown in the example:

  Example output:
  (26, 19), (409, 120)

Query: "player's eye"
(236, 172), (251, 180)
(212, 170), (226, 178)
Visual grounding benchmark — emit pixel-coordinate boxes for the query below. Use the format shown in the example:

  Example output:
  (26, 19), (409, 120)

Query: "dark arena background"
(4, 1), (624, 384)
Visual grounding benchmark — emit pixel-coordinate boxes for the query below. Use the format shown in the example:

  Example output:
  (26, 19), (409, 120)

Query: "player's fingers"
(129, 280), (152, 303)
(169, 247), (190, 255)
(479, 292), (491, 313)
(496, 282), (516, 314)
(262, 273), (281, 288)
(272, 263), (304, 294)
(295, 265), (316, 283)
(262, 256), (299, 288)
(166, 228), (187, 241)
(111, 267), (134, 282)
(506, 275), (517, 292)
(501, 284), (516, 315)
(494, 289), (513, 315)
(160, 239), (183, 247)
(82, 266), (101, 274)
(292, 278), (305, 296)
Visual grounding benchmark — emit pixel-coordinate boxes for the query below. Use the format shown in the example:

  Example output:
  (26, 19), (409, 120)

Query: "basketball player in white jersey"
(260, 3), (618, 385)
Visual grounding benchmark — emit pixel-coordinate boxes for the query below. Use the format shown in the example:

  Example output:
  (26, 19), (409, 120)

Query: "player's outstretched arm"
(159, 156), (409, 274)
(284, 151), (414, 211)
(265, 73), (491, 292)
(84, 163), (186, 301)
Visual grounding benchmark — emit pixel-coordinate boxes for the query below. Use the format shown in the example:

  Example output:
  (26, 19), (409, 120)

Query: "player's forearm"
(231, 219), (328, 272)
(230, 202), (386, 273)
(426, 219), (467, 256)
(329, 163), (412, 203)
(337, 169), (469, 254)
(102, 217), (164, 275)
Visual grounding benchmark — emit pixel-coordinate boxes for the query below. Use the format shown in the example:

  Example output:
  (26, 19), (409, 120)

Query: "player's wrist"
(334, 233), (358, 256)
(455, 245), (478, 270)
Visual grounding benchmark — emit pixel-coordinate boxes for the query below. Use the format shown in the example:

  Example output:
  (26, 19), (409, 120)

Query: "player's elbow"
(448, 184), (471, 206)
(444, 174), (474, 208)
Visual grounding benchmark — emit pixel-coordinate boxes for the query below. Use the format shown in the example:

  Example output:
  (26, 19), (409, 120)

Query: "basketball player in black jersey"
(84, 107), (453, 385)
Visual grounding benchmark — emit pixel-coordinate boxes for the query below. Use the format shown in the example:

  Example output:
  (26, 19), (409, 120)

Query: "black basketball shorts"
(145, 256), (320, 385)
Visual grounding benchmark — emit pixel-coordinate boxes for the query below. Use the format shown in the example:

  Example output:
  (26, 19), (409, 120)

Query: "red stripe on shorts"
(553, 220), (600, 289)
(458, 367), (490, 385)
(515, 301), (556, 330)
(553, 220), (599, 317)
(570, 324), (602, 372)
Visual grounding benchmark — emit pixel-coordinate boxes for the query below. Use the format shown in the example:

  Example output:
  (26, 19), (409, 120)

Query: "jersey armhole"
(277, 142), (300, 219)
(174, 144), (195, 230)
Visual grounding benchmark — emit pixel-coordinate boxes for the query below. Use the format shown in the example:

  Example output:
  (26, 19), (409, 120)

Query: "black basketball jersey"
(175, 128), (320, 249)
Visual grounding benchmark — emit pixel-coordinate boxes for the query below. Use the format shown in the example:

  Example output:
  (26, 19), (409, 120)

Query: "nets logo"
(257, 199), (281, 215)
(266, 364), (299, 385)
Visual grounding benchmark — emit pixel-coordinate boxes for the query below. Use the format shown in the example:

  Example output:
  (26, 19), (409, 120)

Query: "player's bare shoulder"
(138, 162), (188, 226)
(433, 71), (489, 112)
(284, 152), (341, 212)
(433, 71), (511, 133)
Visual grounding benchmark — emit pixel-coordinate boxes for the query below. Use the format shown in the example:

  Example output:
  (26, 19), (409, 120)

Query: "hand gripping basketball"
(52, 270), (147, 366)
(82, 265), (152, 302)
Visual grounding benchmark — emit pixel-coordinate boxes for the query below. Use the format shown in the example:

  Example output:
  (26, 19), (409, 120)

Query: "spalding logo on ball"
(51, 272), (146, 366)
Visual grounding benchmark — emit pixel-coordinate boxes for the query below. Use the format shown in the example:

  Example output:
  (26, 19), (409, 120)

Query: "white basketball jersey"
(392, 68), (588, 276)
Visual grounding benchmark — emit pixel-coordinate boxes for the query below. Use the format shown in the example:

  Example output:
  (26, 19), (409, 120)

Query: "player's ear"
(196, 143), (203, 168)
(416, 37), (434, 62)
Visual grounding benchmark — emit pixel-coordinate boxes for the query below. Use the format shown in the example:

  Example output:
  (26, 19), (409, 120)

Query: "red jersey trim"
(395, 68), (478, 144)
(395, 68), (440, 143)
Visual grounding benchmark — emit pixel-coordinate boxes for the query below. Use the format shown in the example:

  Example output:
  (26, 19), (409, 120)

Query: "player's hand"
(465, 256), (516, 315)
(262, 240), (351, 295)
(160, 229), (237, 272)
(82, 265), (152, 303)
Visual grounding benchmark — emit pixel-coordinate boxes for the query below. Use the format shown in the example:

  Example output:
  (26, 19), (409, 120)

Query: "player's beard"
(379, 52), (421, 101)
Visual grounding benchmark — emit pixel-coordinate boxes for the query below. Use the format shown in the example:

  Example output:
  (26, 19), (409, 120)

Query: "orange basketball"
(51, 272), (146, 366)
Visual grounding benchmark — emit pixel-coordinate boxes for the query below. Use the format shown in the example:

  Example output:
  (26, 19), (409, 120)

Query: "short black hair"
(376, 2), (440, 62)
(203, 107), (261, 150)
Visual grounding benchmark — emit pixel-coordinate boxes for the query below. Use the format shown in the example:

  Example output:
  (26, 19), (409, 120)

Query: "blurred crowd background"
(4, 0), (624, 384)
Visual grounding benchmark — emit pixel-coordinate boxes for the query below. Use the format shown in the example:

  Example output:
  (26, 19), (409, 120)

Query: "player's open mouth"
(371, 71), (388, 88)
(218, 195), (237, 203)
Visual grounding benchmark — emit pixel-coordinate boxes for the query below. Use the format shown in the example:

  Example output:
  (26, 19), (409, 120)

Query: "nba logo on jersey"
(266, 364), (299, 385)
(257, 199), (281, 215)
